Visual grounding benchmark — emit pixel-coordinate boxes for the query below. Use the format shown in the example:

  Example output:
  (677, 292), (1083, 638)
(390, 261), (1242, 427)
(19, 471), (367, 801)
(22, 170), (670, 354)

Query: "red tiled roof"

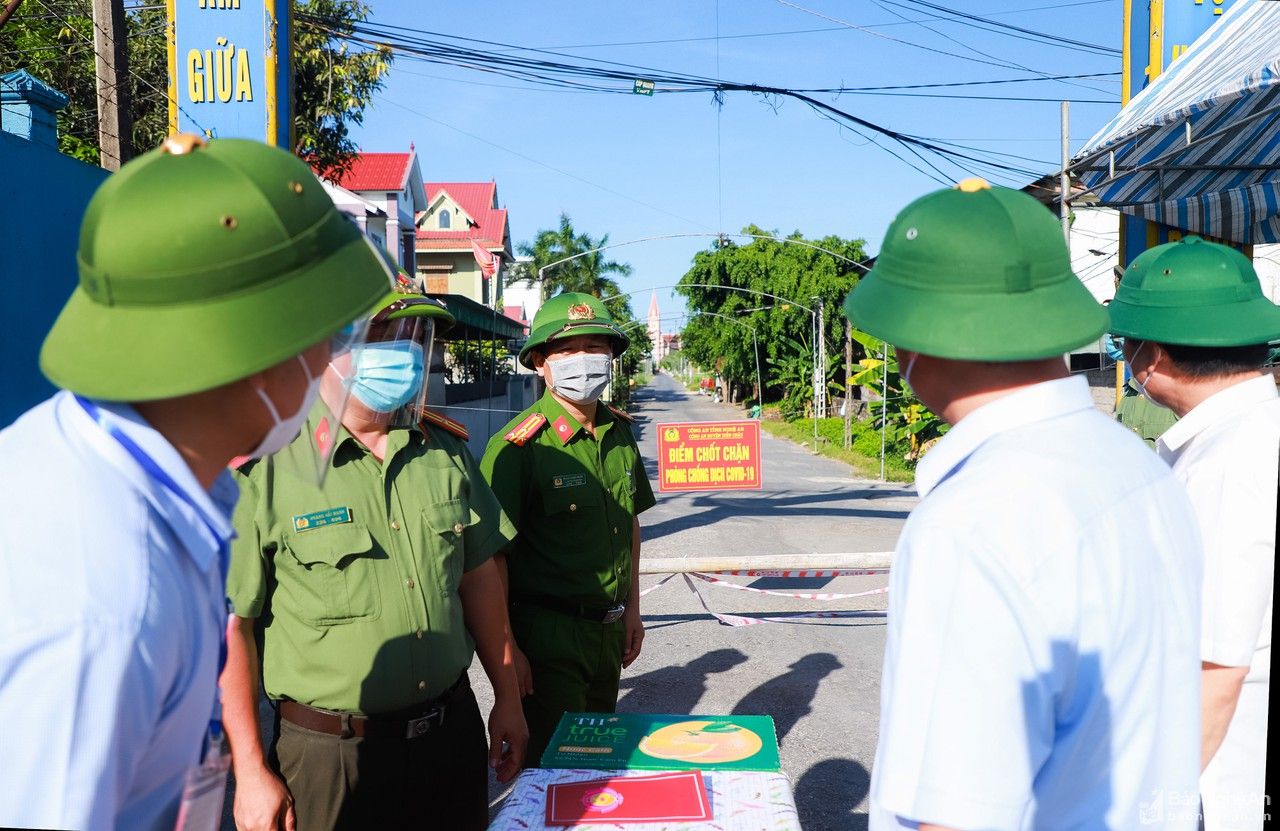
(502, 305), (528, 328)
(417, 182), (510, 253)
(318, 152), (412, 191)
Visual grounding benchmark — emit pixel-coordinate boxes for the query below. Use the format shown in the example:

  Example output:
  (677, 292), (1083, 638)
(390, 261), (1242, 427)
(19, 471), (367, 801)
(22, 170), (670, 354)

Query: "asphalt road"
(477, 373), (918, 830)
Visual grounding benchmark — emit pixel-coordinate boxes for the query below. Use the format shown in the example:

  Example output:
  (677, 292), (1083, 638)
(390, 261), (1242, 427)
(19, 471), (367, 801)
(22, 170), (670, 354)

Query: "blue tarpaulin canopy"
(1073, 0), (1280, 244)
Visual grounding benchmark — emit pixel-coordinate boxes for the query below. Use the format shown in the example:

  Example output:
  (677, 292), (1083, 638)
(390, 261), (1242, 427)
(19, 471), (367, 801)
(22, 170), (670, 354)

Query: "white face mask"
(246, 355), (321, 459)
(1128, 341), (1153, 401)
(549, 353), (612, 404)
(900, 351), (920, 394)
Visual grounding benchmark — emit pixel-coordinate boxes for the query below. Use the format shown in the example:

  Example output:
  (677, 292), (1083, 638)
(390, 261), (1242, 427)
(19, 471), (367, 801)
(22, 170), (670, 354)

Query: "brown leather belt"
(278, 675), (467, 740)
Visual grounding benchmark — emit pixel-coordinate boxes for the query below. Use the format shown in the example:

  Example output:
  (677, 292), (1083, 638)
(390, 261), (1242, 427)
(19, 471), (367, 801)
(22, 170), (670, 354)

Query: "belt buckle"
(601, 604), (626, 624)
(405, 706), (445, 739)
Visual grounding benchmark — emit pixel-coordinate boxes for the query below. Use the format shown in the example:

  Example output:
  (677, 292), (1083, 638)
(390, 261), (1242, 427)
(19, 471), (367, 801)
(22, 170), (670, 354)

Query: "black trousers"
(270, 680), (489, 831)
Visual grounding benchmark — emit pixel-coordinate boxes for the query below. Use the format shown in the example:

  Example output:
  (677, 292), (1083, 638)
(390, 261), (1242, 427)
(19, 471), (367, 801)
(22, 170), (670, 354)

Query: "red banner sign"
(656, 421), (762, 492)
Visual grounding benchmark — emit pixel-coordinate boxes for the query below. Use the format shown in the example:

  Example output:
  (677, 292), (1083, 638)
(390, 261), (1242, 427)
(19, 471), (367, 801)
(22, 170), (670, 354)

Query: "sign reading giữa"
(166, 0), (292, 145)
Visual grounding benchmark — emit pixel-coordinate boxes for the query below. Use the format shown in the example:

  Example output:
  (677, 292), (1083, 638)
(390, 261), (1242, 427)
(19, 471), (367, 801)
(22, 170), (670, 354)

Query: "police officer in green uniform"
(480, 292), (657, 767)
(221, 289), (527, 831)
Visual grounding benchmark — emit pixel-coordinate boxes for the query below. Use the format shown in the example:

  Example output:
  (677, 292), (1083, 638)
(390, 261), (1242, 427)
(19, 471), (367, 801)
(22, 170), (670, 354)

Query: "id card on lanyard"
(75, 397), (233, 831)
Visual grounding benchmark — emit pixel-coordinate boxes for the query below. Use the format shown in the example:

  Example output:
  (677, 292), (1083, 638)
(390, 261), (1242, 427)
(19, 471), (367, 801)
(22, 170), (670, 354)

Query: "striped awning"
(1073, 0), (1280, 244)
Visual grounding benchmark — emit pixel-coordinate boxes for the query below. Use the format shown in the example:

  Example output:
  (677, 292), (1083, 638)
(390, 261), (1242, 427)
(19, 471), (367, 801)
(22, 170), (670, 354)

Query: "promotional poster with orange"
(656, 421), (763, 492)
(541, 713), (781, 772)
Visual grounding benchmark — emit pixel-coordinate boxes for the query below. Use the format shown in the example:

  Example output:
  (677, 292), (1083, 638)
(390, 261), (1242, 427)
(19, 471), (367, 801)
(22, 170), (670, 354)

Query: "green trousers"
(511, 604), (625, 767)
(269, 681), (489, 831)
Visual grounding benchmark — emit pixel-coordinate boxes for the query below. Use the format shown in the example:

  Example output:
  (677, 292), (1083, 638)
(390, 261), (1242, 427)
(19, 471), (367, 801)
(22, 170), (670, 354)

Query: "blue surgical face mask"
(349, 340), (424, 413)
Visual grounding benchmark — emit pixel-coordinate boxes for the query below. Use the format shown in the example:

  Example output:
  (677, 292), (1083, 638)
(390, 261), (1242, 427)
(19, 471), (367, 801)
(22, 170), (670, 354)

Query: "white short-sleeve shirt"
(1157, 374), (1278, 831)
(0, 392), (236, 831)
(871, 376), (1203, 830)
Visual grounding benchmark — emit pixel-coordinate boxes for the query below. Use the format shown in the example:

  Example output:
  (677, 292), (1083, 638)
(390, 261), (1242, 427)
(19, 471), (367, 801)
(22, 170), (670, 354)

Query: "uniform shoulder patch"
(607, 404), (635, 423)
(504, 412), (548, 446)
(419, 408), (469, 441)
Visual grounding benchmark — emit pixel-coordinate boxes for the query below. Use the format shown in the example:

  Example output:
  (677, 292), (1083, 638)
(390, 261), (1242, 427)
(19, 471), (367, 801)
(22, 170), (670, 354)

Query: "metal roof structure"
(1073, 0), (1280, 244)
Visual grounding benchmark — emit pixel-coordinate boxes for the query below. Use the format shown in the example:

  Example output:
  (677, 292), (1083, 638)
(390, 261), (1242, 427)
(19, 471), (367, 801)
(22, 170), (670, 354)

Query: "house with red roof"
(416, 181), (514, 307)
(315, 147), (426, 271)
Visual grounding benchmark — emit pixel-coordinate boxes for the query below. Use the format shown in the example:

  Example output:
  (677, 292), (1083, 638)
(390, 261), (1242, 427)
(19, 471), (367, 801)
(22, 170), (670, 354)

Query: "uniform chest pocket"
(282, 524), (381, 625)
(541, 485), (605, 520)
(422, 498), (478, 597)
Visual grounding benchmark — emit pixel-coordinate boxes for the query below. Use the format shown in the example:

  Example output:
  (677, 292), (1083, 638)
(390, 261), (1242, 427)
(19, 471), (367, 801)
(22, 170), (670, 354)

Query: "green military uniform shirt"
(480, 392), (657, 607)
(228, 404), (515, 715)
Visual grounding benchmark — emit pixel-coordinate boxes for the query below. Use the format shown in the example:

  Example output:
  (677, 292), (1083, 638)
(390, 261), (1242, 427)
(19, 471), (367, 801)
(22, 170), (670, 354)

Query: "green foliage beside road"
(675, 227), (865, 412)
(760, 416), (915, 483)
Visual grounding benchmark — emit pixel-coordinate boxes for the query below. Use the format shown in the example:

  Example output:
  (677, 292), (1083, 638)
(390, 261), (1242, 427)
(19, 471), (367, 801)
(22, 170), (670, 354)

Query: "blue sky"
(350, 0), (1125, 326)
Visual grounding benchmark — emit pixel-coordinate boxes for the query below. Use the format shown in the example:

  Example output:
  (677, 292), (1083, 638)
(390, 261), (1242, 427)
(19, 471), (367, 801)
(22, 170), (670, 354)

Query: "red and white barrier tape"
(639, 573), (678, 597)
(688, 571), (890, 601)
(681, 575), (888, 628)
(707, 568), (888, 578)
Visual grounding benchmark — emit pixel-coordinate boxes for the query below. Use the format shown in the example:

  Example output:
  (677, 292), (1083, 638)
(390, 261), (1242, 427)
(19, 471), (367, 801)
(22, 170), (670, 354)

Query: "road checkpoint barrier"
(637, 553), (893, 627)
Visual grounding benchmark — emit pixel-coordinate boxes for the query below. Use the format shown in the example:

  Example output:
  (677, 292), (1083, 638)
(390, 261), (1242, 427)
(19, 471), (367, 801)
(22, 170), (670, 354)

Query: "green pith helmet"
(41, 134), (392, 401)
(843, 178), (1107, 361)
(370, 289), (456, 329)
(518, 291), (629, 368)
(1109, 236), (1280, 347)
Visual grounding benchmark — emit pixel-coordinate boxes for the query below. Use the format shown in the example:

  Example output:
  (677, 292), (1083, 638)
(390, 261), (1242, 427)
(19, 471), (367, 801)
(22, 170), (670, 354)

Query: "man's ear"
(531, 350), (549, 379)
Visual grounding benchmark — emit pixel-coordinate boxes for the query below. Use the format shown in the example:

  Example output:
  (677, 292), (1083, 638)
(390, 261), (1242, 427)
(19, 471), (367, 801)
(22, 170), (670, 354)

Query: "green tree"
(516, 213), (633, 303)
(0, 0), (390, 174)
(676, 226), (867, 410)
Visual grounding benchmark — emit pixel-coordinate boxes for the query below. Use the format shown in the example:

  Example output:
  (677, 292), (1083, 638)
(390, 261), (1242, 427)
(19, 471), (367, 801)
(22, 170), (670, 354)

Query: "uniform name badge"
(173, 728), (230, 831)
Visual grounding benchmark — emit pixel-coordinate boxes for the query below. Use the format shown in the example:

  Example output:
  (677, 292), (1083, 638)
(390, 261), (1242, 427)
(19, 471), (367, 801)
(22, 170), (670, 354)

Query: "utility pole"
(843, 320), (853, 450)
(91, 0), (132, 170)
(816, 297), (826, 418)
(1060, 100), (1071, 244)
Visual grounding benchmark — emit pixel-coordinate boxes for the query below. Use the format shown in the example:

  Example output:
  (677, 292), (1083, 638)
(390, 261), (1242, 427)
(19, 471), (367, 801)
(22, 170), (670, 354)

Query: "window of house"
(439, 209), (451, 229)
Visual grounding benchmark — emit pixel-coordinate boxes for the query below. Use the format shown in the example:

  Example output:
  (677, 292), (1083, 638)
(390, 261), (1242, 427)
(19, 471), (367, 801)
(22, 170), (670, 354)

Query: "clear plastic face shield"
(325, 300), (439, 432)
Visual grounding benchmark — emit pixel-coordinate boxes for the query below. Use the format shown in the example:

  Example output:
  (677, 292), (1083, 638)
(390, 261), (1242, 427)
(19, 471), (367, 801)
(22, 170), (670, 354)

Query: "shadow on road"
(617, 648), (749, 714)
(641, 490), (911, 542)
(732, 652), (843, 743)
(794, 758), (871, 831)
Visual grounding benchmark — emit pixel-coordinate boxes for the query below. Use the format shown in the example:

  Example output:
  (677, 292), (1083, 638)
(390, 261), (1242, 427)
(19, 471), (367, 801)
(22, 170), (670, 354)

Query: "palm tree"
(516, 213), (632, 301)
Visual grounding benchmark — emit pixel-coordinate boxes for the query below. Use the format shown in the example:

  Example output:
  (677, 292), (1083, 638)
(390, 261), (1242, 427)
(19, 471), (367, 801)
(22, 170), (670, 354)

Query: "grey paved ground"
(476, 374), (917, 830)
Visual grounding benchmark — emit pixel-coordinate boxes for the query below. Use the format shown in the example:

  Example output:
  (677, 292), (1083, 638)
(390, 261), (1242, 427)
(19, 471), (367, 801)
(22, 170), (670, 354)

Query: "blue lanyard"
(74, 395), (231, 758)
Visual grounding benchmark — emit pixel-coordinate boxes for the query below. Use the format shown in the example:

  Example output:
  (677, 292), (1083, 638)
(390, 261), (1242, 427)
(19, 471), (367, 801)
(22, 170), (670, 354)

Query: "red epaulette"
(419, 408), (469, 441)
(504, 413), (548, 446)
(607, 404), (635, 423)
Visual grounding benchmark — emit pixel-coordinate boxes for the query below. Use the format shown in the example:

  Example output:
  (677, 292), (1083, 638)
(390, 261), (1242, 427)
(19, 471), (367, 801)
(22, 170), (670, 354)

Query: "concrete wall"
(435, 373), (540, 460)
(0, 131), (109, 426)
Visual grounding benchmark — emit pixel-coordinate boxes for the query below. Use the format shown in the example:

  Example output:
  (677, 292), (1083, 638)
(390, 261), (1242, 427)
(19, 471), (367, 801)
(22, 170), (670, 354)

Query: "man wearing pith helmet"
(0, 136), (391, 831)
(845, 178), (1203, 830)
(480, 292), (657, 767)
(1110, 237), (1280, 831)
(222, 286), (526, 831)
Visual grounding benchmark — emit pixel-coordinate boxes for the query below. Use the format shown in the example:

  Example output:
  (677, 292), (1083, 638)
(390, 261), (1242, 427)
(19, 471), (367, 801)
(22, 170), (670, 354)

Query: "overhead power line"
(299, 14), (1074, 186)
(885, 0), (1121, 56)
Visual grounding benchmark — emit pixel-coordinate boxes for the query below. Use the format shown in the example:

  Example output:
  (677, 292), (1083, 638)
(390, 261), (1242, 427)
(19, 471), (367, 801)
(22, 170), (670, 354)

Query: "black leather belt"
(512, 595), (627, 624)
(278, 674), (467, 740)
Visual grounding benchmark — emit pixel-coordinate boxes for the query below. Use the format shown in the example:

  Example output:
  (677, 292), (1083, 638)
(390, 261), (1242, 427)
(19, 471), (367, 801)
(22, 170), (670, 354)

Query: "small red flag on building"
(471, 239), (497, 280)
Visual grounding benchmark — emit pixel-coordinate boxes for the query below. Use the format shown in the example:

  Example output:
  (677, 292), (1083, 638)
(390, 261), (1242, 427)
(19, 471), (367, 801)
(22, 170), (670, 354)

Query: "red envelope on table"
(545, 770), (712, 825)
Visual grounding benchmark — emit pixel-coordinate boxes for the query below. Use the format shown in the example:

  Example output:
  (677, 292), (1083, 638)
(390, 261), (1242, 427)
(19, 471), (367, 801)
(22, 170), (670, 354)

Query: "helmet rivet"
(220, 215), (238, 230)
(1162, 268), (1172, 276)
(905, 228), (918, 240)
(289, 181), (304, 195)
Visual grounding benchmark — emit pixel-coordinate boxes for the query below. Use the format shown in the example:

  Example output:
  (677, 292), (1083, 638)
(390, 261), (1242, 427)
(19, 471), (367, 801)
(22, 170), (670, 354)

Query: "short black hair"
(1159, 341), (1271, 377)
